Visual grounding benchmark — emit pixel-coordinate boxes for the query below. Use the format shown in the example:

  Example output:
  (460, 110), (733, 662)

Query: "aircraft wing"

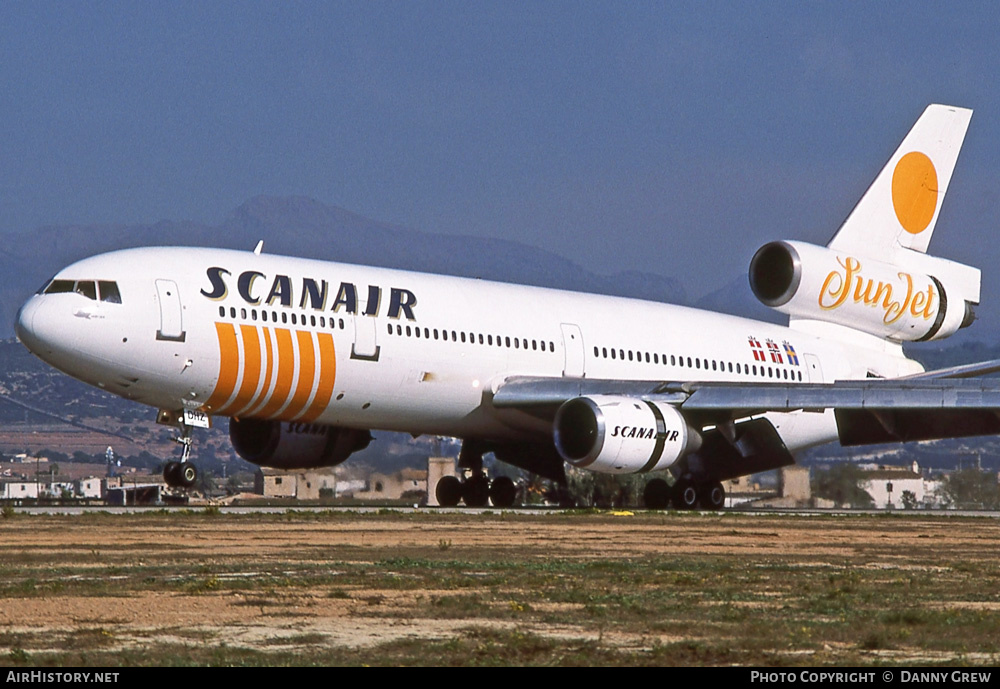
(492, 363), (1000, 445)
(492, 372), (1000, 413)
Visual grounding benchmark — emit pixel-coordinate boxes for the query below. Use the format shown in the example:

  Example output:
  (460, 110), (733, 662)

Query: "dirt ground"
(1, 509), (998, 665)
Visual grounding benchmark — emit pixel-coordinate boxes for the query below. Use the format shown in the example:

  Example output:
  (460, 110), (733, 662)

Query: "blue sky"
(3, 1), (1000, 303)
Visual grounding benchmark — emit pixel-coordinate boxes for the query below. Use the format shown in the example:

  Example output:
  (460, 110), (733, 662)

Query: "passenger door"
(155, 279), (185, 342)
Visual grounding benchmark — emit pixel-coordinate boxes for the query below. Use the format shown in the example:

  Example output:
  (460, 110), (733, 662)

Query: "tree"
(812, 463), (875, 508)
(564, 467), (642, 508)
(941, 469), (1000, 509)
(197, 470), (216, 496)
(564, 467), (595, 507)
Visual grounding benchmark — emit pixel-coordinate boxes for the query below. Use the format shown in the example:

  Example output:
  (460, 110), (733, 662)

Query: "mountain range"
(2, 195), (993, 350)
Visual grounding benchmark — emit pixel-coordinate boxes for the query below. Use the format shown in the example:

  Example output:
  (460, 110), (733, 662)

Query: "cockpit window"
(75, 281), (97, 300)
(99, 281), (121, 304)
(36, 276), (56, 294)
(43, 280), (75, 294)
(41, 278), (120, 303)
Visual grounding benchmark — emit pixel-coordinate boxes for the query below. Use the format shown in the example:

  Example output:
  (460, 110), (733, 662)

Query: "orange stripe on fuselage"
(204, 322), (239, 412)
(221, 324), (262, 416)
(300, 331), (337, 422)
(244, 326), (275, 416)
(256, 327), (295, 419)
(280, 330), (316, 420)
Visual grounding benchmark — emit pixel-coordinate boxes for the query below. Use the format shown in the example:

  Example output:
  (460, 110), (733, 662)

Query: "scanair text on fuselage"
(199, 266), (418, 320)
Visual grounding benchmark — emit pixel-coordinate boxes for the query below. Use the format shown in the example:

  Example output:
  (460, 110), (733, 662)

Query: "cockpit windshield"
(98, 281), (121, 303)
(75, 281), (97, 300)
(42, 279), (122, 303)
(41, 279), (74, 294)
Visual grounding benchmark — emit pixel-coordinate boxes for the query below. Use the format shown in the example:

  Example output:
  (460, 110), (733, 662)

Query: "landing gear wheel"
(643, 478), (672, 510)
(164, 461), (181, 487)
(673, 479), (699, 510)
(435, 475), (462, 507)
(462, 475), (490, 507)
(701, 481), (725, 511)
(489, 476), (517, 508)
(179, 463), (198, 489)
(163, 414), (199, 491)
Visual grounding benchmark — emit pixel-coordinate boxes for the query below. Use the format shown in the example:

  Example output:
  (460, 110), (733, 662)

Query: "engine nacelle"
(553, 395), (701, 474)
(749, 240), (977, 342)
(229, 419), (372, 470)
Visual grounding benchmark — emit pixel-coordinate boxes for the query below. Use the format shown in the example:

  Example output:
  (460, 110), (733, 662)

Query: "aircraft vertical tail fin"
(751, 104), (980, 345)
(827, 104), (972, 257)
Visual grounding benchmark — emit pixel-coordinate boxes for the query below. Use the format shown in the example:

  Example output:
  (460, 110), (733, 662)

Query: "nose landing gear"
(164, 424), (199, 489)
(157, 409), (205, 490)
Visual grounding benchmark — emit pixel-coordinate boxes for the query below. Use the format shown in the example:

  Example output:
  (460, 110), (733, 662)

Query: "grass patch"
(2, 511), (999, 665)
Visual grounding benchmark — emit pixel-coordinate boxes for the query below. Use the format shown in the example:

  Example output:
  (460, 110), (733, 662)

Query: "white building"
(0, 481), (40, 499)
(860, 462), (925, 509)
(75, 477), (103, 499)
(255, 468), (337, 499)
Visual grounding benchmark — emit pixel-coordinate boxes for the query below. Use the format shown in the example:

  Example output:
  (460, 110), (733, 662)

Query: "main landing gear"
(435, 473), (518, 508)
(435, 440), (519, 508)
(642, 477), (726, 510)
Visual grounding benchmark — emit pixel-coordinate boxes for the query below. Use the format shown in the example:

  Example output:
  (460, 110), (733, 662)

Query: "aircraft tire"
(164, 461), (181, 487)
(435, 475), (462, 507)
(672, 479), (699, 510)
(489, 476), (517, 508)
(179, 463), (198, 489)
(643, 478), (672, 509)
(701, 481), (726, 510)
(462, 475), (490, 507)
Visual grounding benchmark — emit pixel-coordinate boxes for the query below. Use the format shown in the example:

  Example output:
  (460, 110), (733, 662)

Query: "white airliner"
(15, 104), (1000, 509)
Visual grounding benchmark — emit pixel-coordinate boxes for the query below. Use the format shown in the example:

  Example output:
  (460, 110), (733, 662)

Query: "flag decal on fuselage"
(765, 339), (784, 364)
(783, 341), (800, 366)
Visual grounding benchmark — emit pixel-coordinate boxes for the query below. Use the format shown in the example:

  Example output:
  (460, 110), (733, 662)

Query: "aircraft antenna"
(253, 240), (264, 255)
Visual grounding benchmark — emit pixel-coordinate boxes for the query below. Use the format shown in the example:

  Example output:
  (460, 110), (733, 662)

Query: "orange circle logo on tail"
(891, 151), (938, 234)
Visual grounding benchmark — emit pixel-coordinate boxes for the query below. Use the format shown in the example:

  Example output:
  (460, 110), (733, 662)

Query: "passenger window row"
(215, 305), (558, 355)
(388, 323), (555, 353)
(593, 345), (803, 382)
(217, 305), (346, 330)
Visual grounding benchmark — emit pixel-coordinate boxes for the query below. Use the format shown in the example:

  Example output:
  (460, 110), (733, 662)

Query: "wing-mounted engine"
(749, 240), (979, 342)
(229, 418), (373, 470)
(553, 395), (701, 474)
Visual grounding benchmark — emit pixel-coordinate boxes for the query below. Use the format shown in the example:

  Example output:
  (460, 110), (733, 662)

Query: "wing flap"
(836, 408), (1000, 445)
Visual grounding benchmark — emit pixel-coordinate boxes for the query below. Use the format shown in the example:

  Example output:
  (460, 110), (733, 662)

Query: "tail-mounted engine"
(229, 419), (372, 470)
(749, 240), (978, 342)
(553, 395), (701, 474)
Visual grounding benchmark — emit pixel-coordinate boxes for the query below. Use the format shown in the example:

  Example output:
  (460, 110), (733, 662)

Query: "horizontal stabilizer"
(901, 358), (1000, 380)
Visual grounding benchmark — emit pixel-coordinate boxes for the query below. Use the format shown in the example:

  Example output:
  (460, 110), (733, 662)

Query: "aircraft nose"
(14, 297), (41, 353)
(15, 294), (82, 366)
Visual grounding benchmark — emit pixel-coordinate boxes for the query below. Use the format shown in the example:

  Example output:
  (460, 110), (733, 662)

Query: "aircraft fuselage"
(15, 246), (922, 455)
